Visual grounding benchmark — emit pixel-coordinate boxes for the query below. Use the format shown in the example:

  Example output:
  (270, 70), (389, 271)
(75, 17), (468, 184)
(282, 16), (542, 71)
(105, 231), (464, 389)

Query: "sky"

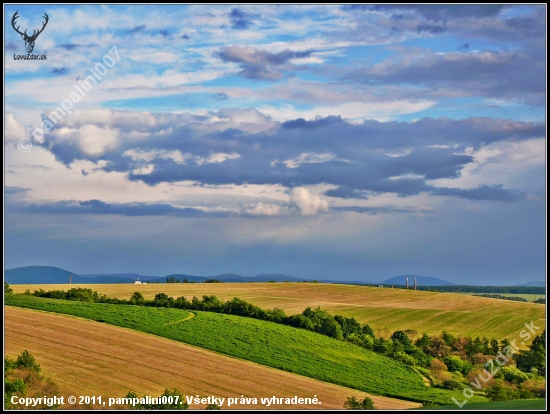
(4, 4), (546, 284)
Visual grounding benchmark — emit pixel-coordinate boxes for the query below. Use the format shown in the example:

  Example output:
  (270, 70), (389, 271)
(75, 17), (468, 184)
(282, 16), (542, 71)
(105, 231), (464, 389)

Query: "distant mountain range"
(519, 281), (545, 287)
(382, 275), (455, 287)
(4, 266), (545, 287)
(5, 266), (311, 285)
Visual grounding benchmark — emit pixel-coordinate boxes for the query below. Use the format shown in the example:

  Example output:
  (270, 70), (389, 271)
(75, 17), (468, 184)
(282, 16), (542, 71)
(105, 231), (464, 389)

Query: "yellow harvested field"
(5, 306), (419, 410)
(12, 282), (545, 341)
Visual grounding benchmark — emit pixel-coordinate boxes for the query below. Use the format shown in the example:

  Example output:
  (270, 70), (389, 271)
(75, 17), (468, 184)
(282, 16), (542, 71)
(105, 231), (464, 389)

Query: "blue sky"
(4, 5), (546, 284)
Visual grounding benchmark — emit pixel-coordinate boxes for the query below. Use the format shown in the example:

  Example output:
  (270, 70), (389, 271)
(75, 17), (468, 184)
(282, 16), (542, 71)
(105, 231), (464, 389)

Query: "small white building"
(134, 279), (142, 284)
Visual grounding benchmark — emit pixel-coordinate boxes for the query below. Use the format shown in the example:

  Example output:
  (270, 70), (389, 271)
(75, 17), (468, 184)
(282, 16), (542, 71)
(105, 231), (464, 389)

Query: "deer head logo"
(11, 11), (49, 54)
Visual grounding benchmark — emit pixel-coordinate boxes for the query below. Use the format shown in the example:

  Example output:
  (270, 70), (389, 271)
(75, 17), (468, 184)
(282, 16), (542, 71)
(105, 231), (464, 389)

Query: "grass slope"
(12, 283), (545, 342)
(422, 399), (546, 410)
(6, 294), (487, 405)
(6, 307), (420, 410)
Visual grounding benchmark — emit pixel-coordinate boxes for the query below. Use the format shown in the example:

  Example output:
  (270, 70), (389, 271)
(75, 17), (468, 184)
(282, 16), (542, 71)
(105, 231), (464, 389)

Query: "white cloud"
(290, 187), (329, 216)
(127, 52), (179, 64)
(196, 152), (240, 165)
(259, 100), (435, 122)
(283, 152), (340, 168)
(50, 124), (119, 156)
(245, 202), (289, 216)
(132, 164), (154, 175)
(123, 148), (188, 163)
(5, 113), (26, 144)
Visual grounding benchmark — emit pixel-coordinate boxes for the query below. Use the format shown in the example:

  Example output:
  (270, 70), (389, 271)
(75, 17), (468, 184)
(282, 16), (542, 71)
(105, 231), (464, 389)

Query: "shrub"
(500, 365), (529, 383)
(267, 308), (287, 323)
(519, 378), (545, 399)
(391, 331), (414, 349)
(443, 355), (472, 375)
(126, 388), (188, 409)
(335, 315), (362, 339)
(407, 349), (433, 368)
(154, 293), (174, 307)
(206, 404), (221, 409)
(466, 367), (496, 388)
(130, 292), (145, 303)
(486, 381), (521, 401)
(285, 314), (315, 331)
(344, 396), (376, 409)
(440, 379), (462, 390)
(429, 359), (448, 381)
(15, 350), (41, 372)
(66, 287), (98, 302)
(415, 333), (431, 351)
(5, 282), (13, 293)
(4, 351), (59, 409)
(426, 336), (452, 358)
(392, 351), (416, 366)
(362, 324), (375, 338)
(373, 338), (393, 354)
(302, 307), (343, 340)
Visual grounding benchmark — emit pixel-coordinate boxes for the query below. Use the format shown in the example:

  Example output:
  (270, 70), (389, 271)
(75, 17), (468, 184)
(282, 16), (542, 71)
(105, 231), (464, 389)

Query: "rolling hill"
(6, 294), (486, 405)
(5, 306), (418, 410)
(5, 266), (308, 284)
(519, 281), (545, 287)
(4, 266), (147, 284)
(10, 282), (543, 341)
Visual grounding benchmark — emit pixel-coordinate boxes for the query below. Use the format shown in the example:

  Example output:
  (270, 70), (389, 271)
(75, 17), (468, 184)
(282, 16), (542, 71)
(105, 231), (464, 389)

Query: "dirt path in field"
(164, 311), (195, 325)
(5, 306), (420, 410)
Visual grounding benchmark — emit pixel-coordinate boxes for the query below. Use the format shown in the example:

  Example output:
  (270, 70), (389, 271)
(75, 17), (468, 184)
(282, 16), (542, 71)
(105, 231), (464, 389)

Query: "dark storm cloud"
(417, 24), (445, 34)
(40, 109), (543, 203)
(215, 92), (229, 100)
(333, 205), (431, 215)
(5, 186), (30, 196)
(126, 25), (146, 34)
(431, 184), (525, 202)
(324, 186), (368, 200)
(218, 46), (313, 80)
(229, 8), (254, 30)
(348, 48), (545, 105)
(50, 67), (68, 75)
(23, 199), (231, 217)
(58, 44), (83, 51)
(364, 5), (505, 21)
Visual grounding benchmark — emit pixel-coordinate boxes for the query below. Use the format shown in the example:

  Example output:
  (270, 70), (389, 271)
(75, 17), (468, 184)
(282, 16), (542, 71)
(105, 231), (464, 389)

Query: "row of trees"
(167, 278), (220, 283)
(474, 294), (528, 302)
(411, 285), (545, 294)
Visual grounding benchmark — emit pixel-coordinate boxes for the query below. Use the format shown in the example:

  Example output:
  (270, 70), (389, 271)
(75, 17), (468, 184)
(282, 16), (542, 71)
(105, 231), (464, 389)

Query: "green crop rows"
(6, 294), (488, 405)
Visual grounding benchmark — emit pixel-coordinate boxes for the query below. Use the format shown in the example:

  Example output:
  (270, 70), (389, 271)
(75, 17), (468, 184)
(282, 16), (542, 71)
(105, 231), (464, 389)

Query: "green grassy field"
(11, 283), (545, 343)
(422, 399), (546, 410)
(6, 294), (487, 405)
